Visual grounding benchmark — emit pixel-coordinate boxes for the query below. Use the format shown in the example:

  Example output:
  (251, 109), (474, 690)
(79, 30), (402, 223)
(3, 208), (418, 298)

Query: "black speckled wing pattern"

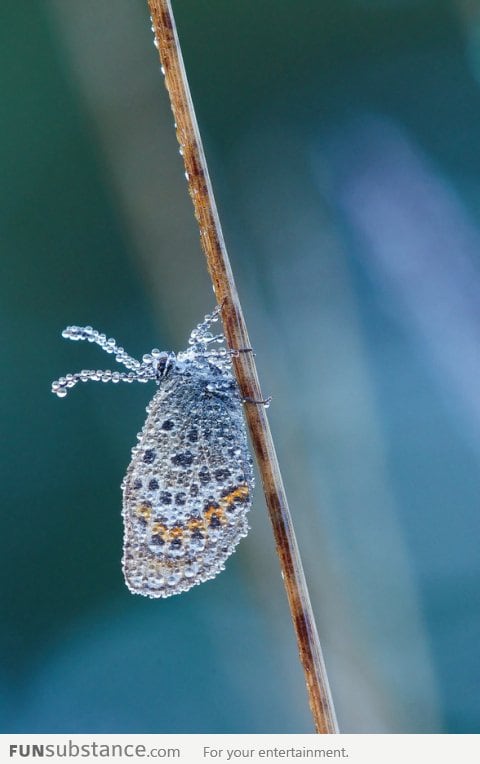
(122, 359), (254, 598)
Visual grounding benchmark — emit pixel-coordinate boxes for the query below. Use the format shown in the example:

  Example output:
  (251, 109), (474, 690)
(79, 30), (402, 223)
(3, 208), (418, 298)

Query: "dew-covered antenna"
(51, 325), (173, 398)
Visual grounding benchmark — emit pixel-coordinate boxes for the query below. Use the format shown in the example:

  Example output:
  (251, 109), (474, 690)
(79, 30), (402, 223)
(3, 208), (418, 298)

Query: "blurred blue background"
(2, 0), (480, 733)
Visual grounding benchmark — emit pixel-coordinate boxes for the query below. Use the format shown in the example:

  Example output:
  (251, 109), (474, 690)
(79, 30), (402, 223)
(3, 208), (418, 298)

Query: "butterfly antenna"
(52, 326), (152, 397)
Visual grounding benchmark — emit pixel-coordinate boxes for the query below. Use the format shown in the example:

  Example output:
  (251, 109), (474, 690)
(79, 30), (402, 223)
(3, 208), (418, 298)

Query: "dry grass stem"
(147, 0), (338, 733)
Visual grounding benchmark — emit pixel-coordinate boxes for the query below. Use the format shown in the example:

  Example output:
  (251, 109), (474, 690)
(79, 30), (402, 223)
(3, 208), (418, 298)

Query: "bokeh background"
(2, 0), (480, 733)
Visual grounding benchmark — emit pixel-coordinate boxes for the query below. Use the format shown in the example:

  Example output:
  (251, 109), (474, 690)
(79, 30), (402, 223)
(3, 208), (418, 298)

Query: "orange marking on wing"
(151, 522), (168, 540)
(187, 518), (205, 531)
(136, 502), (152, 520)
(204, 504), (226, 525)
(220, 484), (250, 507)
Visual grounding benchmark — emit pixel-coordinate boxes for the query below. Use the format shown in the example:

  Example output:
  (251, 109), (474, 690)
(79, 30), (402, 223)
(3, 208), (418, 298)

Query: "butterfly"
(52, 306), (254, 597)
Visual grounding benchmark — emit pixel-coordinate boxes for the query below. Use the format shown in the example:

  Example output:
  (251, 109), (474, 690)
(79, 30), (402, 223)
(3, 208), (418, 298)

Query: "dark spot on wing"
(171, 451), (194, 467)
(198, 466), (210, 484)
(143, 449), (156, 464)
(214, 467), (231, 482)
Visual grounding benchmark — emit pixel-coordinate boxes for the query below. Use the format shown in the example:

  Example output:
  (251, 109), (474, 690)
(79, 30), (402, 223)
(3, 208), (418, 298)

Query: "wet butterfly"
(52, 306), (254, 597)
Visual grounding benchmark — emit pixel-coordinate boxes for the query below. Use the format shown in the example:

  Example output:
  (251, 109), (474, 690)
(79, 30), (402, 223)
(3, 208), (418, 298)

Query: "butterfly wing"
(121, 364), (253, 598)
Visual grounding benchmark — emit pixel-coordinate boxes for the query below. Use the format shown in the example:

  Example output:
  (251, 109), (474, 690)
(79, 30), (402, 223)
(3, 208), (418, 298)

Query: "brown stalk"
(147, 0), (338, 734)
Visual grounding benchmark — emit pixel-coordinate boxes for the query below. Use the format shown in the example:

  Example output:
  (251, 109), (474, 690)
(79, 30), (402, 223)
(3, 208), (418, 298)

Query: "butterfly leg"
(229, 347), (255, 358)
(243, 395), (272, 408)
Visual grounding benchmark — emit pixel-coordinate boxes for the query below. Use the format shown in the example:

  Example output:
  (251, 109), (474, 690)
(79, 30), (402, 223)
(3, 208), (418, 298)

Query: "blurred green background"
(2, 0), (480, 733)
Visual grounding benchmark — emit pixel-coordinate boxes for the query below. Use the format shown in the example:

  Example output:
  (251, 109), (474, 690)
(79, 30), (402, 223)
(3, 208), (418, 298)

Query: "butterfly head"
(143, 350), (176, 381)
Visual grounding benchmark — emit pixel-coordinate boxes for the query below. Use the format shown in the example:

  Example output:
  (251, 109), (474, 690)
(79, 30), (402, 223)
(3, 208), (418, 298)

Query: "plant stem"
(147, 0), (338, 734)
